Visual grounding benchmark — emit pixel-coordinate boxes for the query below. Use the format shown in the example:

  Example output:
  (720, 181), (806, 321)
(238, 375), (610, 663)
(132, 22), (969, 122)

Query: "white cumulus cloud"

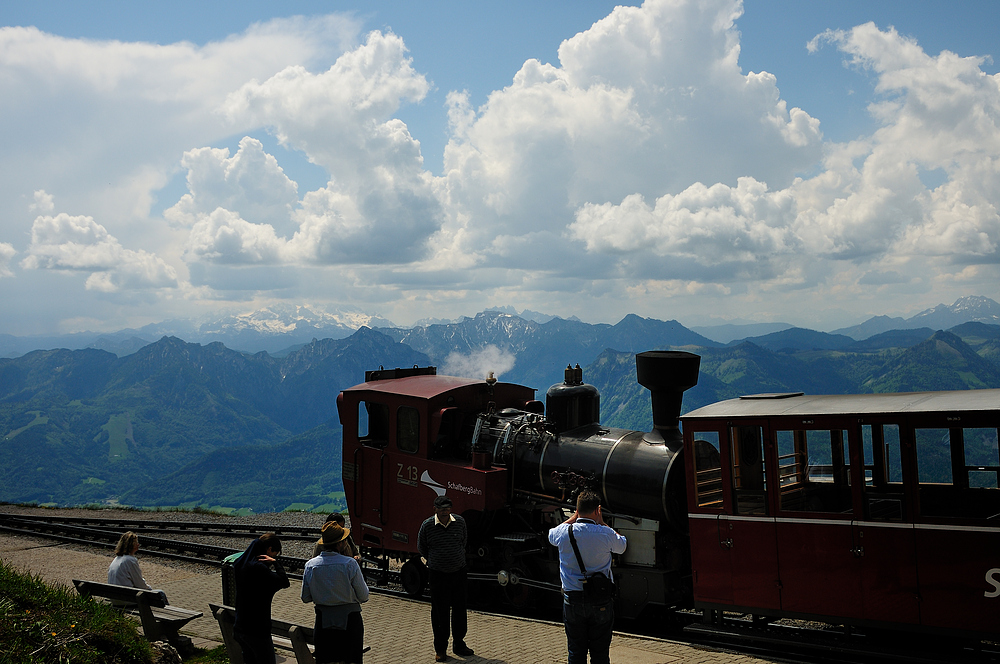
(0, 243), (15, 278)
(21, 213), (178, 291)
(165, 137), (299, 234)
(437, 0), (823, 260)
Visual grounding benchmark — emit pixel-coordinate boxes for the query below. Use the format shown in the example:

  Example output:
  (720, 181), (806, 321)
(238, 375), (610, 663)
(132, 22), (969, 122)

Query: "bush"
(0, 560), (153, 664)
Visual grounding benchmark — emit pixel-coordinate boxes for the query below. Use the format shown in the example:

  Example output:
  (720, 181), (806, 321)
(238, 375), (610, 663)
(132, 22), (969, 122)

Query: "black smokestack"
(635, 350), (701, 450)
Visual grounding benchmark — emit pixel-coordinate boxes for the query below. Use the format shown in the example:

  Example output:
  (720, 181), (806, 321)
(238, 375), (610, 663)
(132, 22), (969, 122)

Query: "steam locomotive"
(338, 350), (1000, 642)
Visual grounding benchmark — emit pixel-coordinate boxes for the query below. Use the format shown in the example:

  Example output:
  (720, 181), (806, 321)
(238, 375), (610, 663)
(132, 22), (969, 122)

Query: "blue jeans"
(563, 597), (614, 664)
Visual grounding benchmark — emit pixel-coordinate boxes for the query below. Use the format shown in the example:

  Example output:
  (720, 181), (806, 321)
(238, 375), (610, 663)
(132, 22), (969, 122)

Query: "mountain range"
(3, 297), (1000, 513)
(3, 296), (1000, 359)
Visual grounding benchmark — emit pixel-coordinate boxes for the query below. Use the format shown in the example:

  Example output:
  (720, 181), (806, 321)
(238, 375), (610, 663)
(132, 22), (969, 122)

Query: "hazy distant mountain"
(86, 336), (153, 357)
(483, 306), (582, 325)
(831, 315), (909, 341)
(834, 296), (1000, 340)
(728, 327), (856, 352)
(847, 328), (935, 351)
(0, 306), (398, 358)
(196, 304), (397, 353)
(690, 322), (794, 344)
(909, 296), (1000, 329)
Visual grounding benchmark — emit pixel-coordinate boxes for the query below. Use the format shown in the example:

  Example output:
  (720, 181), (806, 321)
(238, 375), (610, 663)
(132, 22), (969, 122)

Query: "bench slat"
(73, 579), (202, 642)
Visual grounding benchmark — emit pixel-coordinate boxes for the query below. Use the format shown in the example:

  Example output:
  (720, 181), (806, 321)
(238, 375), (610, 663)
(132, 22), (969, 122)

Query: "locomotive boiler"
(338, 350), (701, 618)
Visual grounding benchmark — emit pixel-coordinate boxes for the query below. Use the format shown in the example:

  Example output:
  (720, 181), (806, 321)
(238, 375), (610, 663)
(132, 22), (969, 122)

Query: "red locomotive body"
(682, 390), (1000, 640)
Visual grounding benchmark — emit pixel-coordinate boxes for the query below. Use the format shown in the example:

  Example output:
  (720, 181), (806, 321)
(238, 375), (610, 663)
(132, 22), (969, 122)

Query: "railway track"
(0, 512), (403, 589)
(3, 511), (998, 663)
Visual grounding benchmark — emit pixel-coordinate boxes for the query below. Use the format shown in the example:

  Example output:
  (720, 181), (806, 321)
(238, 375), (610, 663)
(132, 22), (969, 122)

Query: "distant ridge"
(691, 322), (794, 344)
(833, 296), (1000, 340)
(727, 327), (855, 352)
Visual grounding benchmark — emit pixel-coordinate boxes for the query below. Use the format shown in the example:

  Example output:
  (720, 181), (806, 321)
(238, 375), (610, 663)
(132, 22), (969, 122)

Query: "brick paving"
(1, 533), (773, 664)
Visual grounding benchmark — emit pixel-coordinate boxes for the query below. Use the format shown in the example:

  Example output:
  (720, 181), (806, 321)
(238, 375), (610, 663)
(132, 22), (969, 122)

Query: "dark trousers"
(233, 628), (276, 664)
(314, 610), (364, 664)
(428, 566), (468, 654)
(563, 597), (614, 664)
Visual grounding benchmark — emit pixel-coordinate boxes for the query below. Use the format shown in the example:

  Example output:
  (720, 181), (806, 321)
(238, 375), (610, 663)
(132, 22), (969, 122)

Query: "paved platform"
(1, 533), (773, 664)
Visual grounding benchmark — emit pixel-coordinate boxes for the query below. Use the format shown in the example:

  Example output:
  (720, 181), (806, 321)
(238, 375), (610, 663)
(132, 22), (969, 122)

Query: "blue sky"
(1, 0), (999, 335)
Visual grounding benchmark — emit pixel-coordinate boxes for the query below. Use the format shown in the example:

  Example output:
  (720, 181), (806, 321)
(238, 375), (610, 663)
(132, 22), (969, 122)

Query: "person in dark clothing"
(233, 533), (290, 664)
(311, 512), (360, 560)
(416, 495), (473, 662)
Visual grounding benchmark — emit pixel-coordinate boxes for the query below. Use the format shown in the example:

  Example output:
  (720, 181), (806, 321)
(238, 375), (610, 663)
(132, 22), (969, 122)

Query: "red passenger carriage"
(682, 390), (1000, 639)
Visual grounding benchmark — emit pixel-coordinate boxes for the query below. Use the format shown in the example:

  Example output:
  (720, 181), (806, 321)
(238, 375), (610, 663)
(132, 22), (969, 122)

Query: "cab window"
(397, 406), (420, 454)
(359, 401), (389, 448)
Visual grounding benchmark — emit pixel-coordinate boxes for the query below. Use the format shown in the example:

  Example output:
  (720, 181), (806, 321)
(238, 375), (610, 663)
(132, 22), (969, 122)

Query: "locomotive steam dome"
(545, 363), (600, 434)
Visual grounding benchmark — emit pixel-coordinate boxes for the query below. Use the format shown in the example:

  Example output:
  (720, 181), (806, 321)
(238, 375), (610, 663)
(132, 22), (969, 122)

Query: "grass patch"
(0, 559), (153, 663)
(186, 645), (230, 664)
(4, 410), (48, 440)
(99, 413), (134, 462)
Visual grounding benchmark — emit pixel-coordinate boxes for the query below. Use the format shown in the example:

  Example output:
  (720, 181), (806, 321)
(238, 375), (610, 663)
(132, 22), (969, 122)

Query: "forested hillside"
(0, 329), (426, 511)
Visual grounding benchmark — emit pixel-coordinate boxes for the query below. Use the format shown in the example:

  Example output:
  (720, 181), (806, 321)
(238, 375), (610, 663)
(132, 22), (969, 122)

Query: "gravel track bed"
(0, 504), (332, 571)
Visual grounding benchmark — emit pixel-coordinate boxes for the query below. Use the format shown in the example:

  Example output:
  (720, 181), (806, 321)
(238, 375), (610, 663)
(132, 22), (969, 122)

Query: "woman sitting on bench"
(108, 531), (168, 604)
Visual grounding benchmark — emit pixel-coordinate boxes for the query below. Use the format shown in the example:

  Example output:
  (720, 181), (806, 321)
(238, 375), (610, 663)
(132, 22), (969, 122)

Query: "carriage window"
(692, 431), (723, 509)
(964, 428), (999, 489)
(359, 401), (389, 448)
(862, 423), (903, 485)
(732, 426), (767, 515)
(397, 406), (420, 454)
(916, 428), (952, 484)
(918, 427), (1000, 519)
(776, 428), (852, 514)
(861, 424), (904, 520)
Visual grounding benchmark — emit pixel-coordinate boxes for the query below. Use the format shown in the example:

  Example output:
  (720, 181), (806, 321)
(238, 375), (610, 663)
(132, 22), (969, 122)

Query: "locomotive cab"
(337, 365), (539, 592)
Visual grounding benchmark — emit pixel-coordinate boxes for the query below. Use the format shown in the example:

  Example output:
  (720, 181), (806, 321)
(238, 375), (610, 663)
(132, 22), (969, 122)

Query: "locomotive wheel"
(501, 568), (533, 608)
(401, 558), (428, 597)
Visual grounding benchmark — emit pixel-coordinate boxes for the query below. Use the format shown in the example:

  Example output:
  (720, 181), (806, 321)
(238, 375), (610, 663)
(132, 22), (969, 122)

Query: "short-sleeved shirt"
(547, 519), (627, 592)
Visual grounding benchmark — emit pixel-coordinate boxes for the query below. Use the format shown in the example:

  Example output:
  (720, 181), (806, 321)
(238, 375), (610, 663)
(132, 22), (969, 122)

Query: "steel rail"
(0, 512), (321, 540)
(0, 516), (399, 586)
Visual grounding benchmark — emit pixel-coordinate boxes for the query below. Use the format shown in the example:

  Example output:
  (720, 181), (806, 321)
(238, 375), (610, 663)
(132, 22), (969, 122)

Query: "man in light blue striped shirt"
(548, 491), (627, 664)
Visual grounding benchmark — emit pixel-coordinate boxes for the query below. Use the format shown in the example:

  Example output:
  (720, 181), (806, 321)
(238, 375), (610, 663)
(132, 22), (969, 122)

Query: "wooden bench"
(210, 603), (371, 664)
(73, 579), (202, 653)
(210, 603), (315, 664)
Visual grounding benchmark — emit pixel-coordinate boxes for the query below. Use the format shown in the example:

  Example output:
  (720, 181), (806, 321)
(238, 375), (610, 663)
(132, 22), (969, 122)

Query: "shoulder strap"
(567, 524), (588, 576)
